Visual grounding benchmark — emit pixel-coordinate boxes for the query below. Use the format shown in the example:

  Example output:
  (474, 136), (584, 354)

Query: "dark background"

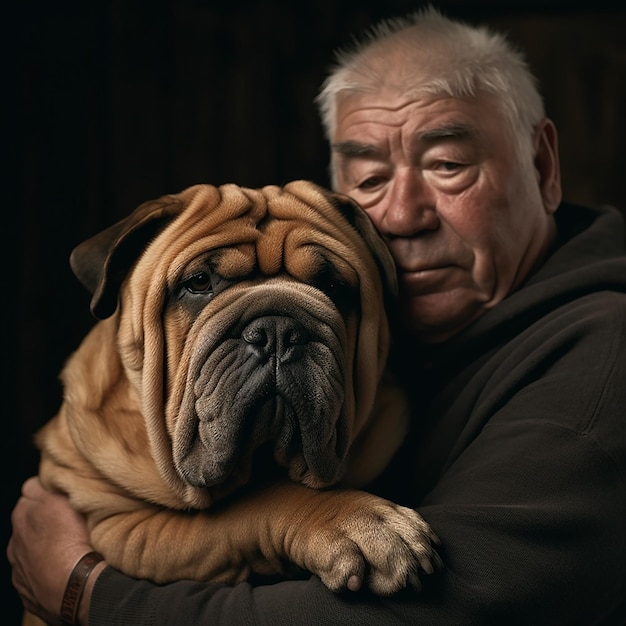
(5, 0), (625, 621)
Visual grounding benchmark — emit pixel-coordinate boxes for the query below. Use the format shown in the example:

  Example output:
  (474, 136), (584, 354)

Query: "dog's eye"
(322, 279), (345, 300)
(314, 265), (357, 317)
(182, 271), (213, 294)
(315, 265), (346, 298)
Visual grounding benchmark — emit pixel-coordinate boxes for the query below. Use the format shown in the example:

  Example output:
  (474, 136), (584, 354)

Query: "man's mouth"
(397, 266), (457, 295)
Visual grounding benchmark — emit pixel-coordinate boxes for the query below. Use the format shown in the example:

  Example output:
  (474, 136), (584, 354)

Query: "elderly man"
(8, 8), (626, 625)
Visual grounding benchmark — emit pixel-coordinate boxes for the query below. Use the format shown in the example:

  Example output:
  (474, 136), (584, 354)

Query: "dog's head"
(71, 181), (397, 506)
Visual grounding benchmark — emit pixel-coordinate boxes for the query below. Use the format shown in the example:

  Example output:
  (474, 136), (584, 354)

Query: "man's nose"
(379, 170), (439, 237)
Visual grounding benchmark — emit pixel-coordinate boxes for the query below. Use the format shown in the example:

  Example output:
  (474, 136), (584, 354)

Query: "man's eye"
(437, 161), (464, 172)
(357, 176), (386, 190)
(182, 271), (213, 294)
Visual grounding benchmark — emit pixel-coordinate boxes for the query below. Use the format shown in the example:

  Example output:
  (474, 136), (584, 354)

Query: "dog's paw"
(291, 491), (441, 595)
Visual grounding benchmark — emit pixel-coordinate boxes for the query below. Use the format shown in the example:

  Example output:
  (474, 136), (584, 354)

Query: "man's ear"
(533, 117), (562, 215)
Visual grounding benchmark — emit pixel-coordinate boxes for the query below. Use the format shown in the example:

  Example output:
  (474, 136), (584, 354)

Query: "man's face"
(332, 90), (558, 343)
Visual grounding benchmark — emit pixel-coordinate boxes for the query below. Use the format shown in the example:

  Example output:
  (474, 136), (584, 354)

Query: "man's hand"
(7, 477), (105, 626)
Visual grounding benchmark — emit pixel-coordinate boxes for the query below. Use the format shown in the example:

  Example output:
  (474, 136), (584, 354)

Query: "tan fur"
(28, 181), (437, 625)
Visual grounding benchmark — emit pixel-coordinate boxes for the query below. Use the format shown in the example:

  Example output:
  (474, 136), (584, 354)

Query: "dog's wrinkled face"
(169, 279), (351, 490)
(70, 181), (396, 503)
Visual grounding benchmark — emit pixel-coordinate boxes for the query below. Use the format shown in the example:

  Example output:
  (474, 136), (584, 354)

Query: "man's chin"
(398, 294), (485, 344)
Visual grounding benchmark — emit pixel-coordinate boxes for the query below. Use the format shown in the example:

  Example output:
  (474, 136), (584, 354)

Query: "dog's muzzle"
(172, 287), (350, 492)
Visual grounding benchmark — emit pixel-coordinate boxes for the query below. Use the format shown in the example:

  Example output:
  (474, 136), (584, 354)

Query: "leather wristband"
(60, 551), (104, 625)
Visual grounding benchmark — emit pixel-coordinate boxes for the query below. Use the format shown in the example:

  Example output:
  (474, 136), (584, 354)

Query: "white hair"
(316, 6), (545, 167)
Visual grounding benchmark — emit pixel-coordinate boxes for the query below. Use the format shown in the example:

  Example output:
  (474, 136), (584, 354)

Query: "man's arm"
(9, 418), (626, 626)
(82, 420), (625, 625)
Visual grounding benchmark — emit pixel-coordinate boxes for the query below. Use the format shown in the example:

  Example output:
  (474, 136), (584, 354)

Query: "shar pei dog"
(31, 180), (439, 614)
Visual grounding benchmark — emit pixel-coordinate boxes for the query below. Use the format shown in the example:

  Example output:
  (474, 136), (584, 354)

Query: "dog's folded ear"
(326, 190), (398, 299)
(70, 197), (184, 320)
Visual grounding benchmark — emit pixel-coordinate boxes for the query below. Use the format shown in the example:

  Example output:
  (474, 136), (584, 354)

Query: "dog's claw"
(347, 574), (362, 591)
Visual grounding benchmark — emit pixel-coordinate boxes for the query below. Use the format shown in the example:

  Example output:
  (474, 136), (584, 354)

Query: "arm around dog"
(13, 370), (626, 626)
(87, 384), (626, 626)
(87, 381), (626, 626)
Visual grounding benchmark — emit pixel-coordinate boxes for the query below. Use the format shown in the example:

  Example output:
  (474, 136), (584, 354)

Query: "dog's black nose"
(242, 316), (309, 364)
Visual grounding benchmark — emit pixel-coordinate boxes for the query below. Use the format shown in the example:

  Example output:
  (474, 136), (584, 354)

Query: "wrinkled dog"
(34, 180), (438, 601)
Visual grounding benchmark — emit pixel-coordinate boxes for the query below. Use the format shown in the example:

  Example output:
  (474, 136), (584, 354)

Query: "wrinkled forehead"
(145, 184), (364, 283)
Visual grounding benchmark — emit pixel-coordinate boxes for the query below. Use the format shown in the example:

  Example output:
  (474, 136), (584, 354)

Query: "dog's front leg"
(86, 480), (439, 596)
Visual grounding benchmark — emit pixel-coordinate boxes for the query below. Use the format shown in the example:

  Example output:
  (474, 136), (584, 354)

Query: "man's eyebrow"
(418, 123), (475, 142)
(331, 124), (476, 157)
(331, 140), (382, 157)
